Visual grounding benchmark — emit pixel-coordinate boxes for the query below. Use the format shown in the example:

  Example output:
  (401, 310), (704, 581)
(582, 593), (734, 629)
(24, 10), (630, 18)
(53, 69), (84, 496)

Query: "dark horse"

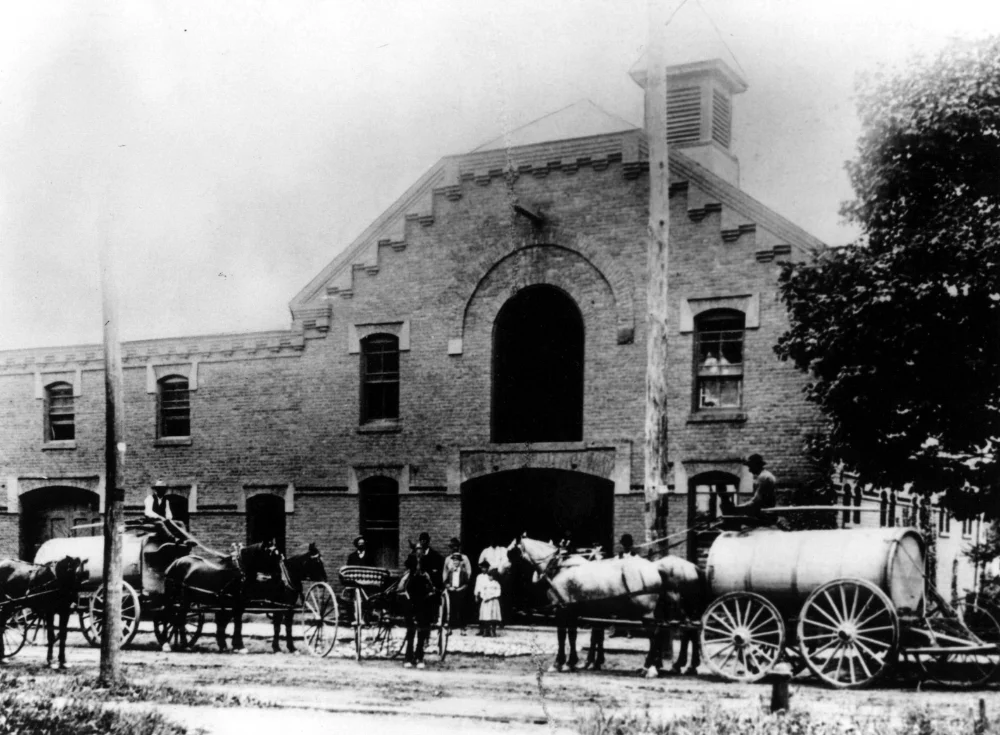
(271, 543), (328, 653)
(0, 556), (86, 668)
(399, 549), (440, 668)
(165, 540), (289, 652)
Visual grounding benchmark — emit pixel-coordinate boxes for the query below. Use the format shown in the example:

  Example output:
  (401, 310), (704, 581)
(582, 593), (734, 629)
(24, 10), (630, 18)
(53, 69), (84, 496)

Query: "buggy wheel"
(154, 609), (205, 650)
(700, 592), (785, 682)
(88, 581), (141, 648)
(798, 578), (898, 689)
(429, 591), (450, 662)
(1, 613), (28, 659)
(301, 582), (338, 657)
(16, 608), (42, 647)
(353, 588), (371, 660)
(913, 602), (1000, 688)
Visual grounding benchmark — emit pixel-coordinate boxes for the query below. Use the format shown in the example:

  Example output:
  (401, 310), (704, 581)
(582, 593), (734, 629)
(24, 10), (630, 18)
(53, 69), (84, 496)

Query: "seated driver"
(718, 454), (777, 527)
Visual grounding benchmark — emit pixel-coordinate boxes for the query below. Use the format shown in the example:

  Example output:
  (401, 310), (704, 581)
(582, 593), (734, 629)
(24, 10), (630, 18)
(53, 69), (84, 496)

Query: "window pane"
(361, 335), (400, 422)
(695, 312), (745, 410)
(47, 383), (75, 441)
(159, 377), (190, 437)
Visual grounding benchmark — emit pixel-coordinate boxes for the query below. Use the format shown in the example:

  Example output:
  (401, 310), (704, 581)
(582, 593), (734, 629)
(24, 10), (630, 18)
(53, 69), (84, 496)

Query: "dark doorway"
(247, 494), (286, 555)
(167, 495), (190, 530)
(492, 286), (584, 443)
(687, 471), (740, 566)
(20, 487), (101, 561)
(359, 476), (399, 569)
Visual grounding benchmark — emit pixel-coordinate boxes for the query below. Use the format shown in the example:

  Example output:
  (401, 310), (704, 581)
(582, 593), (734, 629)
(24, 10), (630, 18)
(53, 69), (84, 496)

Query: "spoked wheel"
(797, 578), (899, 689)
(1, 612), (28, 659)
(16, 608), (42, 647)
(154, 608), (205, 650)
(700, 592), (785, 682)
(426, 591), (450, 662)
(353, 588), (383, 660)
(913, 602), (1000, 688)
(301, 582), (338, 657)
(87, 581), (142, 648)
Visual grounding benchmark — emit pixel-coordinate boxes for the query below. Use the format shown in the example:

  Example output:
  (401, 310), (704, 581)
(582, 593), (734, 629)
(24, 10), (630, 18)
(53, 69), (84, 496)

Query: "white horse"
(514, 535), (705, 677)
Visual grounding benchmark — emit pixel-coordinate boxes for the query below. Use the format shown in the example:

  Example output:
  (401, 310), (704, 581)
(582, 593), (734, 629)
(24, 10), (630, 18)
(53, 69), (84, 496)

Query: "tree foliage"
(775, 37), (1000, 517)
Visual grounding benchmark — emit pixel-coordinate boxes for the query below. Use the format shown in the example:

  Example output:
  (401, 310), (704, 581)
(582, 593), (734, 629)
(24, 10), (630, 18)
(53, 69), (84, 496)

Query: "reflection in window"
(694, 310), (744, 410)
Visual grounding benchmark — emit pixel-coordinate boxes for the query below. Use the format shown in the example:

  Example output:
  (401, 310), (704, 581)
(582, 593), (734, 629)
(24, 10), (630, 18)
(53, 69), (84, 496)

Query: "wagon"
(338, 565), (450, 662)
(697, 526), (1000, 688)
(33, 524), (340, 656)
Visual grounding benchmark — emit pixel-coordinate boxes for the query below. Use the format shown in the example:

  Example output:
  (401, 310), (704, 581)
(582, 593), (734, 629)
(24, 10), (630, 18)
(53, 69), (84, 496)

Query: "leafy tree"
(775, 37), (1000, 518)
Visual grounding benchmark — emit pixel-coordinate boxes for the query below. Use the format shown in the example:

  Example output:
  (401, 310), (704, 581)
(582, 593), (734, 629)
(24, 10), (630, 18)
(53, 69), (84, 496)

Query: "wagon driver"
(144, 480), (185, 540)
(718, 454), (777, 526)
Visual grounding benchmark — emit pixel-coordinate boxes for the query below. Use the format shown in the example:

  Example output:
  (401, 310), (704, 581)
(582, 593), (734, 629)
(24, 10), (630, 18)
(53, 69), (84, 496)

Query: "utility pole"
(98, 209), (125, 686)
(644, 0), (671, 545)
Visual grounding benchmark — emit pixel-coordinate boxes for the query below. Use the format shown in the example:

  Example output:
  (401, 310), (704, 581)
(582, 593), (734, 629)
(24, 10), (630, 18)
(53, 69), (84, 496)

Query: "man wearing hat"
(144, 480), (173, 522)
(443, 537), (472, 633)
(618, 533), (638, 558)
(719, 454), (777, 524)
(346, 535), (369, 566)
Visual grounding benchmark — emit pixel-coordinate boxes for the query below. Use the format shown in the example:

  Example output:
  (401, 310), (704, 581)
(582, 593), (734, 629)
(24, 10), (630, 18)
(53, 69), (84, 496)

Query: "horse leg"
(232, 603), (246, 653)
(45, 612), (56, 668)
(586, 626), (605, 671)
(566, 615), (579, 672)
(552, 615), (567, 672)
(643, 622), (665, 678)
(57, 605), (68, 669)
(672, 630), (688, 674)
(285, 611), (296, 653)
(403, 618), (416, 666)
(688, 629), (701, 674)
(215, 610), (228, 652)
(271, 614), (281, 653)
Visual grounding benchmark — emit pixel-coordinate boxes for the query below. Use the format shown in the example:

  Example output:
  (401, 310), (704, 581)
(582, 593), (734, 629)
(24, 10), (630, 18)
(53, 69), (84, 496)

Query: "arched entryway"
(20, 486), (101, 561)
(463, 468), (613, 614)
(246, 494), (286, 554)
(492, 286), (584, 443)
(687, 471), (740, 565)
(359, 476), (399, 569)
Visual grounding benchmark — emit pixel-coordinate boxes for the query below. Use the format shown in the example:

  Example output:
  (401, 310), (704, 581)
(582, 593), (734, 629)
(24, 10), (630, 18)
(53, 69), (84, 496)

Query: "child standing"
(475, 560), (502, 637)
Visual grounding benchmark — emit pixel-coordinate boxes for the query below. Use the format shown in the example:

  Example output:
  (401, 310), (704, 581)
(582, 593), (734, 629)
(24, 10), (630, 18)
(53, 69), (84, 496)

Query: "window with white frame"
(693, 310), (744, 410)
(45, 382), (75, 442)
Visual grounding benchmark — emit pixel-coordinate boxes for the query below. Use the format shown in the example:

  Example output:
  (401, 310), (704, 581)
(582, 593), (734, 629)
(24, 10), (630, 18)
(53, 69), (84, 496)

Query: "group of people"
(347, 532), (504, 638)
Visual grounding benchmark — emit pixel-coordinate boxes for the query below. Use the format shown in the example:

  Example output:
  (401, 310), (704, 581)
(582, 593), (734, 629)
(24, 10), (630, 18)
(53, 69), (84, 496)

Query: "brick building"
(0, 58), (829, 574)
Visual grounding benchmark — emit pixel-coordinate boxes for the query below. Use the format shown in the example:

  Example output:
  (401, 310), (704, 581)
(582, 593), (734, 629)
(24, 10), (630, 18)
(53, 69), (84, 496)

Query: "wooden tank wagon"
(698, 526), (999, 688)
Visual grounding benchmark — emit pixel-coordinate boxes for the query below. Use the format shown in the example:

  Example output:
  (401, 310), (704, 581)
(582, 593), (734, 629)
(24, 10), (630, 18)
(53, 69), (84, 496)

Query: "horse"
(0, 556), (86, 668)
(514, 535), (706, 677)
(399, 548), (441, 668)
(164, 540), (288, 653)
(271, 543), (328, 653)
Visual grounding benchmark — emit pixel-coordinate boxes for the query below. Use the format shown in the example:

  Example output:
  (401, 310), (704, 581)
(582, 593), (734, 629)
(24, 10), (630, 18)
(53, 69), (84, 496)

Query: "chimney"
(630, 58), (748, 187)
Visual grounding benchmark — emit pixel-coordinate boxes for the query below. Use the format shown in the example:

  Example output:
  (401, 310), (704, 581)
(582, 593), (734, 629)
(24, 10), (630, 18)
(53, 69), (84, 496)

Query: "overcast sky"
(1, 0), (996, 350)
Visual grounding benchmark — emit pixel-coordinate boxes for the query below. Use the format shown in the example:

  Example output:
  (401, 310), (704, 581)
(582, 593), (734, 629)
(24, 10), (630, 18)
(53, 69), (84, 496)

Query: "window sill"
(155, 436), (192, 447)
(687, 410), (747, 424)
(357, 419), (401, 435)
(42, 440), (77, 451)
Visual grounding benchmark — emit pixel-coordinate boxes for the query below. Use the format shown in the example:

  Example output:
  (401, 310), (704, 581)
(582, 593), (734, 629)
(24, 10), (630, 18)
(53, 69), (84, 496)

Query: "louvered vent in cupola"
(667, 86), (702, 144)
(712, 88), (732, 148)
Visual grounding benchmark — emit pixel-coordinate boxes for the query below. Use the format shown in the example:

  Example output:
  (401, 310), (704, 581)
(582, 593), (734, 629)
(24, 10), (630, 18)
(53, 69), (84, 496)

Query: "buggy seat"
(339, 565), (395, 591)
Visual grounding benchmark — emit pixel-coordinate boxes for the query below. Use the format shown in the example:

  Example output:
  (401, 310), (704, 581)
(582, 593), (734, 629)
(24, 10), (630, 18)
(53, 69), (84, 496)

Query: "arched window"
(158, 376), (190, 438)
(45, 382), (75, 442)
(492, 286), (584, 443)
(694, 310), (744, 410)
(359, 476), (399, 568)
(360, 334), (400, 423)
(854, 485), (862, 524)
(938, 505), (951, 535)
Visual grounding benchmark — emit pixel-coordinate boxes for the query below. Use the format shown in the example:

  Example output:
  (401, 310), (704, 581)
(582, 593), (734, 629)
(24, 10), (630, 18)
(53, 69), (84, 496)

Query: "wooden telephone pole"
(644, 0), (671, 545)
(98, 212), (125, 686)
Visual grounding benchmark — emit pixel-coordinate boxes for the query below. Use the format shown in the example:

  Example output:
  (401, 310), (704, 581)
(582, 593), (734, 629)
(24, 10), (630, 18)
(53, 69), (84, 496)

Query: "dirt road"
(4, 625), (995, 734)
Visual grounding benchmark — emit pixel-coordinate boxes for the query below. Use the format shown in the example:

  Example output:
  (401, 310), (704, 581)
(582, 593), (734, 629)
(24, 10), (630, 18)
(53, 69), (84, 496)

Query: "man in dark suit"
(346, 535), (370, 566)
(415, 532), (444, 590)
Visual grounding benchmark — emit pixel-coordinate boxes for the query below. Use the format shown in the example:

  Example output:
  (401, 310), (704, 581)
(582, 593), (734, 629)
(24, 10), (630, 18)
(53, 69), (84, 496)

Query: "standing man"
(346, 535), (369, 566)
(416, 532), (445, 590)
(719, 454), (777, 525)
(618, 533), (638, 558)
(443, 537), (471, 633)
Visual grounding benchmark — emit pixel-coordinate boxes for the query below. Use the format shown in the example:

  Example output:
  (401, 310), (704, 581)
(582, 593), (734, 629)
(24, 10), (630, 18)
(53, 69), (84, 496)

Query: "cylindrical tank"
(34, 534), (144, 590)
(706, 527), (925, 614)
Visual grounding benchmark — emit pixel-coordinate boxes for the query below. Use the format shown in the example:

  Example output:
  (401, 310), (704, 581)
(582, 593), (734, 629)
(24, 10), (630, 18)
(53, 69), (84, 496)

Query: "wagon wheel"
(353, 588), (381, 660)
(86, 581), (141, 648)
(700, 591), (785, 682)
(426, 591), (450, 662)
(15, 608), (42, 647)
(300, 582), (338, 657)
(154, 608), (205, 650)
(1, 612), (28, 659)
(913, 602), (1000, 688)
(797, 578), (899, 689)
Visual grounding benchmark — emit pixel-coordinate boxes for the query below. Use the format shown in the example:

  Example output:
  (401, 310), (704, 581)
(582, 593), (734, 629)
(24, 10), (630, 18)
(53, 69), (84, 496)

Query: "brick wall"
(0, 143), (825, 567)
